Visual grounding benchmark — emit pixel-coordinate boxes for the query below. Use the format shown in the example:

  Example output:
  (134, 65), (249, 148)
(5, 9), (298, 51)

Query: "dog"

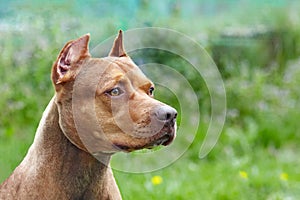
(0, 30), (177, 199)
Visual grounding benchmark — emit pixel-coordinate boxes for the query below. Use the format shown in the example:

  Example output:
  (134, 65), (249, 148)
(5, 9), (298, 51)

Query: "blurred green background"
(1, 0), (300, 199)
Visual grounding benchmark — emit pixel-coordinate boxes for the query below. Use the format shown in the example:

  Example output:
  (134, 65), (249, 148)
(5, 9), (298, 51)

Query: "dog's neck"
(0, 96), (121, 200)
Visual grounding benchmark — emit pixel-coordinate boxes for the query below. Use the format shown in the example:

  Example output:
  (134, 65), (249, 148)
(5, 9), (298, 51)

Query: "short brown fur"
(0, 31), (177, 199)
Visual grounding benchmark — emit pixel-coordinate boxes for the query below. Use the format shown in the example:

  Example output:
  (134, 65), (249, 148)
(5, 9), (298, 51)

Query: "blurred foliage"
(1, 0), (300, 199)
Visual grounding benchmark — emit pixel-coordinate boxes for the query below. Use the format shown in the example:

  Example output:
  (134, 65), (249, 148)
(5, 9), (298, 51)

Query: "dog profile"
(0, 30), (177, 199)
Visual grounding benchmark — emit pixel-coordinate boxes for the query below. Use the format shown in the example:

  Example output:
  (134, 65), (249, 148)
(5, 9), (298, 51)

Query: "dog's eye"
(107, 87), (123, 96)
(149, 87), (155, 96)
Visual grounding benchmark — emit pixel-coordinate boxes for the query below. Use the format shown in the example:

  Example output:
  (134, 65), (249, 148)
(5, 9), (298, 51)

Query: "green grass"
(1, 1), (300, 199)
(115, 147), (300, 199)
(113, 124), (300, 199)
(0, 131), (34, 181)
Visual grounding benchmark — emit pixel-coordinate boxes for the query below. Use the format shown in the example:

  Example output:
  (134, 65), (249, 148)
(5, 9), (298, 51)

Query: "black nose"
(154, 105), (177, 122)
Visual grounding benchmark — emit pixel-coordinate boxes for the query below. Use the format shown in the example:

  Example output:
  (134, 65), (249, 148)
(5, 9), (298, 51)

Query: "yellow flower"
(239, 170), (248, 179)
(151, 175), (163, 185)
(280, 172), (288, 181)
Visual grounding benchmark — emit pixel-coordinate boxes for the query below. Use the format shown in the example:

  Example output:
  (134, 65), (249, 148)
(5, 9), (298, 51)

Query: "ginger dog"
(0, 31), (177, 199)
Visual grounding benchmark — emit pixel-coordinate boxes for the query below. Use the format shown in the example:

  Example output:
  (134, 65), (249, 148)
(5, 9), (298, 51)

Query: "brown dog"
(0, 31), (177, 199)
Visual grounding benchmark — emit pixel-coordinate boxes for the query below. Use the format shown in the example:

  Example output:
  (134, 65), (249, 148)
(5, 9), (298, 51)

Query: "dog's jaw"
(113, 118), (177, 152)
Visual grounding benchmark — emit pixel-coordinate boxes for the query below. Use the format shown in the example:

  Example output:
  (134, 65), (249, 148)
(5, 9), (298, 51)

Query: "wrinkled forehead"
(84, 57), (153, 88)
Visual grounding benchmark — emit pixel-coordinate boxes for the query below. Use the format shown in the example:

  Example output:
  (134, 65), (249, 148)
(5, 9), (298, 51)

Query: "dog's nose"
(154, 105), (177, 122)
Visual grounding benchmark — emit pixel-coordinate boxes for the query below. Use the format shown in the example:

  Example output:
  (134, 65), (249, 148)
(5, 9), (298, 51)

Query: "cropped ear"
(109, 30), (127, 57)
(52, 34), (91, 85)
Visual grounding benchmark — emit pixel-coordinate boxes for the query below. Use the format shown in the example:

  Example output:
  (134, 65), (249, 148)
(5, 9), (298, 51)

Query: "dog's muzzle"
(150, 105), (177, 147)
(113, 105), (177, 152)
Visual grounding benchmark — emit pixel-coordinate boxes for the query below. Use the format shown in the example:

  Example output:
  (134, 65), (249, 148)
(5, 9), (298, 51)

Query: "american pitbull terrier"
(0, 31), (177, 199)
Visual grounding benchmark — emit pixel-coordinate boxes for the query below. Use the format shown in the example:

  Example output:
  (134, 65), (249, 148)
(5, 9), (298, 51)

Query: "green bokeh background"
(1, 0), (300, 199)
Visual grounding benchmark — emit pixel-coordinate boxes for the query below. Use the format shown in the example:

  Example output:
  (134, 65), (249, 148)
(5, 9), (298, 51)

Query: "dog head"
(51, 31), (177, 154)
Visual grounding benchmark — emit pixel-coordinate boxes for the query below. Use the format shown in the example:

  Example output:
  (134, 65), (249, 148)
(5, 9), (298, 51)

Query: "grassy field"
(1, 1), (300, 199)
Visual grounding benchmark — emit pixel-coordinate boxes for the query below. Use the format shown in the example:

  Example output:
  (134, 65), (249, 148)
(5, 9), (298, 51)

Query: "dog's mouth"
(114, 125), (176, 152)
(147, 125), (176, 147)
